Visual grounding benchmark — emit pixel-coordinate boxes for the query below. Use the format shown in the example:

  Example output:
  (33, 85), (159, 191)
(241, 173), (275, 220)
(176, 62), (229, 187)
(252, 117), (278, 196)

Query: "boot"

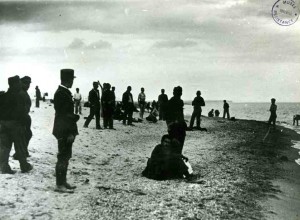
(20, 162), (33, 173)
(54, 185), (74, 193)
(63, 170), (76, 189)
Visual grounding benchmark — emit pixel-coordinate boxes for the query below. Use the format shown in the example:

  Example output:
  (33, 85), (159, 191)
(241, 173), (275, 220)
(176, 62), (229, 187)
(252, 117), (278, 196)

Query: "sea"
(184, 101), (300, 166)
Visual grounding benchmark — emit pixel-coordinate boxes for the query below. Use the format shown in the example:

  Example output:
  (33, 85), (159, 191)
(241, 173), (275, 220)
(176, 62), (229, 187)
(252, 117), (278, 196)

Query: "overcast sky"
(0, 0), (299, 102)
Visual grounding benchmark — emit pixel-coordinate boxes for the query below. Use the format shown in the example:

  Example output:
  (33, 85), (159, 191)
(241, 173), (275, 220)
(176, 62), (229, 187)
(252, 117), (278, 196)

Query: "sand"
(0, 101), (300, 220)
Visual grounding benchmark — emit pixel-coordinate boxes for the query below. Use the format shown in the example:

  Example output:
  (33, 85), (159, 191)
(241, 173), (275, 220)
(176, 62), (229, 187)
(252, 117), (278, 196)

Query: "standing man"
(122, 86), (134, 126)
(0, 76), (33, 174)
(35, 86), (41, 108)
(102, 83), (115, 129)
(73, 88), (82, 115)
(189, 91), (205, 130)
(84, 82), (101, 129)
(165, 86), (186, 154)
(158, 89), (168, 121)
(13, 76), (32, 159)
(138, 87), (146, 119)
(223, 100), (230, 119)
(268, 98), (277, 129)
(52, 69), (79, 193)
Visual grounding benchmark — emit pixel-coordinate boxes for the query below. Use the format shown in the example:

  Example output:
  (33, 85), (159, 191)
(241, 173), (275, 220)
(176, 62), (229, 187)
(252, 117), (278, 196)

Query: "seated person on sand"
(146, 103), (159, 123)
(142, 135), (192, 180)
(214, 109), (220, 117)
(113, 102), (124, 120)
(208, 109), (214, 117)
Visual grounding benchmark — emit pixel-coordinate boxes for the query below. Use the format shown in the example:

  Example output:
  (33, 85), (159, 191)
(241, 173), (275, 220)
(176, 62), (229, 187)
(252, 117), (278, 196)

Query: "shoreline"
(0, 103), (300, 219)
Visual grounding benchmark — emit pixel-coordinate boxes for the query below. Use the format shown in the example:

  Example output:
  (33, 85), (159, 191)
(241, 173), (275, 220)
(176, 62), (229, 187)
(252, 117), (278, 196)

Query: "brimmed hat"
(21, 76), (31, 83)
(61, 69), (76, 81)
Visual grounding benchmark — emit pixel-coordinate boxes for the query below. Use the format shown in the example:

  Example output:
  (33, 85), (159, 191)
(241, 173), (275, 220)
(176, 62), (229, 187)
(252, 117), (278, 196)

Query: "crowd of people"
(0, 69), (278, 193)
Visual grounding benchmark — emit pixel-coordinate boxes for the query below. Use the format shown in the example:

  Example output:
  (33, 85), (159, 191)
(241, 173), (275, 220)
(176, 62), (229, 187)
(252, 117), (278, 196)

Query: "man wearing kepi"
(13, 76), (33, 159)
(52, 69), (79, 193)
(0, 76), (33, 174)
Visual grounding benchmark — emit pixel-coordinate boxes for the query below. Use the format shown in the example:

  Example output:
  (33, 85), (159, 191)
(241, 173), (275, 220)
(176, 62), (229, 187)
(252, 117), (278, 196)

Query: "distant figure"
(0, 76), (33, 174)
(84, 82), (101, 129)
(122, 86), (134, 126)
(142, 135), (191, 180)
(35, 86), (41, 108)
(138, 87), (146, 119)
(293, 114), (300, 126)
(189, 91), (205, 130)
(102, 83), (115, 129)
(208, 109), (214, 117)
(111, 86), (116, 107)
(73, 88), (82, 115)
(165, 86), (187, 153)
(215, 109), (220, 117)
(146, 104), (159, 123)
(13, 76), (32, 159)
(52, 69), (79, 193)
(223, 100), (230, 119)
(145, 102), (151, 113)
(268, 98), (277, 129)
(158, 89), (168, 121)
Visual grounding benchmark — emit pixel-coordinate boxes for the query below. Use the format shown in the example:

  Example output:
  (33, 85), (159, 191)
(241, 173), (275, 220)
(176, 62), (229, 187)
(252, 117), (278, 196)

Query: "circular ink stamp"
(272, 0), (299, 26)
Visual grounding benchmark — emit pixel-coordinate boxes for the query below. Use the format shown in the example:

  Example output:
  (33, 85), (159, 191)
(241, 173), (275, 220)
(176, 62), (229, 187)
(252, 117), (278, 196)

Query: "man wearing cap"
(158, 89), (168, 121)
(189, 91), (205, 130)
(122, 86), (134, 126)
(13, 76), (32, 159)
(101, 83), (115, 129)
(83, 82), (101, 129)
(0, 76), (33, 174)
(35, 86), (41, 108)
(52, 69), (79, 193)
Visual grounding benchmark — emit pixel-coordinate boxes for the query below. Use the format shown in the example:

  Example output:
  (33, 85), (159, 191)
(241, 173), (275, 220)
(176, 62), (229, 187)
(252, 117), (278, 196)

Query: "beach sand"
(1, 102), (300, 220)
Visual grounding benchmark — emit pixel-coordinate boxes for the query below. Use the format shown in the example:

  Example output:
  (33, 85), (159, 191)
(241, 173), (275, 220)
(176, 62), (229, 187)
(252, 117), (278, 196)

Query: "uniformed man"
(101, 83), (115, 129)
(122, 86), (134, 126)
(189, 91), (205, 130)
(52, 69), (79, 193)
(158, 89), (168, 121)
(35, 86), (41, 108)
(0, 76), (33, 174)
(83, 82), (101, 129)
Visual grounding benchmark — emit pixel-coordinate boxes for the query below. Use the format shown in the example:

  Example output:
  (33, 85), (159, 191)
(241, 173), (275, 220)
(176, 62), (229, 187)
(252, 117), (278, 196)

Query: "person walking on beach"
(0, 76), (33, 174)
(122, 86), (134, 126)
(189, 91), (205, 130)
(138, 87), (146, 119)
(13, 76), (32, 159)
(223, 100), (230, 119)
(73, 88), (82, 115)
(84, 82), (101, 129)
(158, 89), (168, 121)
(35, 86), (41, 108)
(102, 83), (115, 129)
(268, 98), (277, 129)
(52, 69), (79, 193)
(165, 86), (187, 153)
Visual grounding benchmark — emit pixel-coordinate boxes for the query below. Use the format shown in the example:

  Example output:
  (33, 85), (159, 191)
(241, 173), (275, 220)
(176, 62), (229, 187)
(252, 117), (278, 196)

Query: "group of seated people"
(208, 109), (220, 117)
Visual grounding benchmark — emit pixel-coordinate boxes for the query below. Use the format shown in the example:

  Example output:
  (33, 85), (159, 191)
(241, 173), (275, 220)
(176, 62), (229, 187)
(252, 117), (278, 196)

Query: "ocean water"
(185, 101), (300, 166)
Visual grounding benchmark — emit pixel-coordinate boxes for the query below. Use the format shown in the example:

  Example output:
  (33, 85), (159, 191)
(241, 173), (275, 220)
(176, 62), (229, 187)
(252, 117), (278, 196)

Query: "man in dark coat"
(189, 91), (205, 130)
(158, 89), (168, 121)
(83, 82), (101, 129)
(52, 69), (79, 193)
(101, 83), (115, 129)
(165, 86), (187, 154)
(223, 100), (230, 119)
(35, 86), (41, 108)
(0, 76), (33, 174)
(13, 76), (32, 159)
(122, 86), (134, 125)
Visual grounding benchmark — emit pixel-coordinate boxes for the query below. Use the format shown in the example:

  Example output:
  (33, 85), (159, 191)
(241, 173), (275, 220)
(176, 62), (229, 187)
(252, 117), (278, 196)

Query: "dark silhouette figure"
(165, 86), (187, 153)
(52, 69), (79, 193)
(73, 88), (82, 115)
(13, 76), (32, 160)
(102, 83), (115, 129)
(189, 91), (205, 129)
(158, 89), (168, 121)
(208, 109), (214, 117)
(215, 109), (220, 117)
(35, 86), (41, 108)
(146, 104), (159, 123)
(223, 100), (230, 119)
(138, 87), (146, 119)
(0, 76), (33, 174)
(142, 135), (191, 180)
(84, 82), (101, 129)
(122, 86), (134, 125)
(268, 98), (277, 129)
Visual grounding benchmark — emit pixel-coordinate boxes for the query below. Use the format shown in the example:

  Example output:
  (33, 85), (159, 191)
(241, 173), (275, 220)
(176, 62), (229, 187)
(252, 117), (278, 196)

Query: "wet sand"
(1, 102), (300, 219)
